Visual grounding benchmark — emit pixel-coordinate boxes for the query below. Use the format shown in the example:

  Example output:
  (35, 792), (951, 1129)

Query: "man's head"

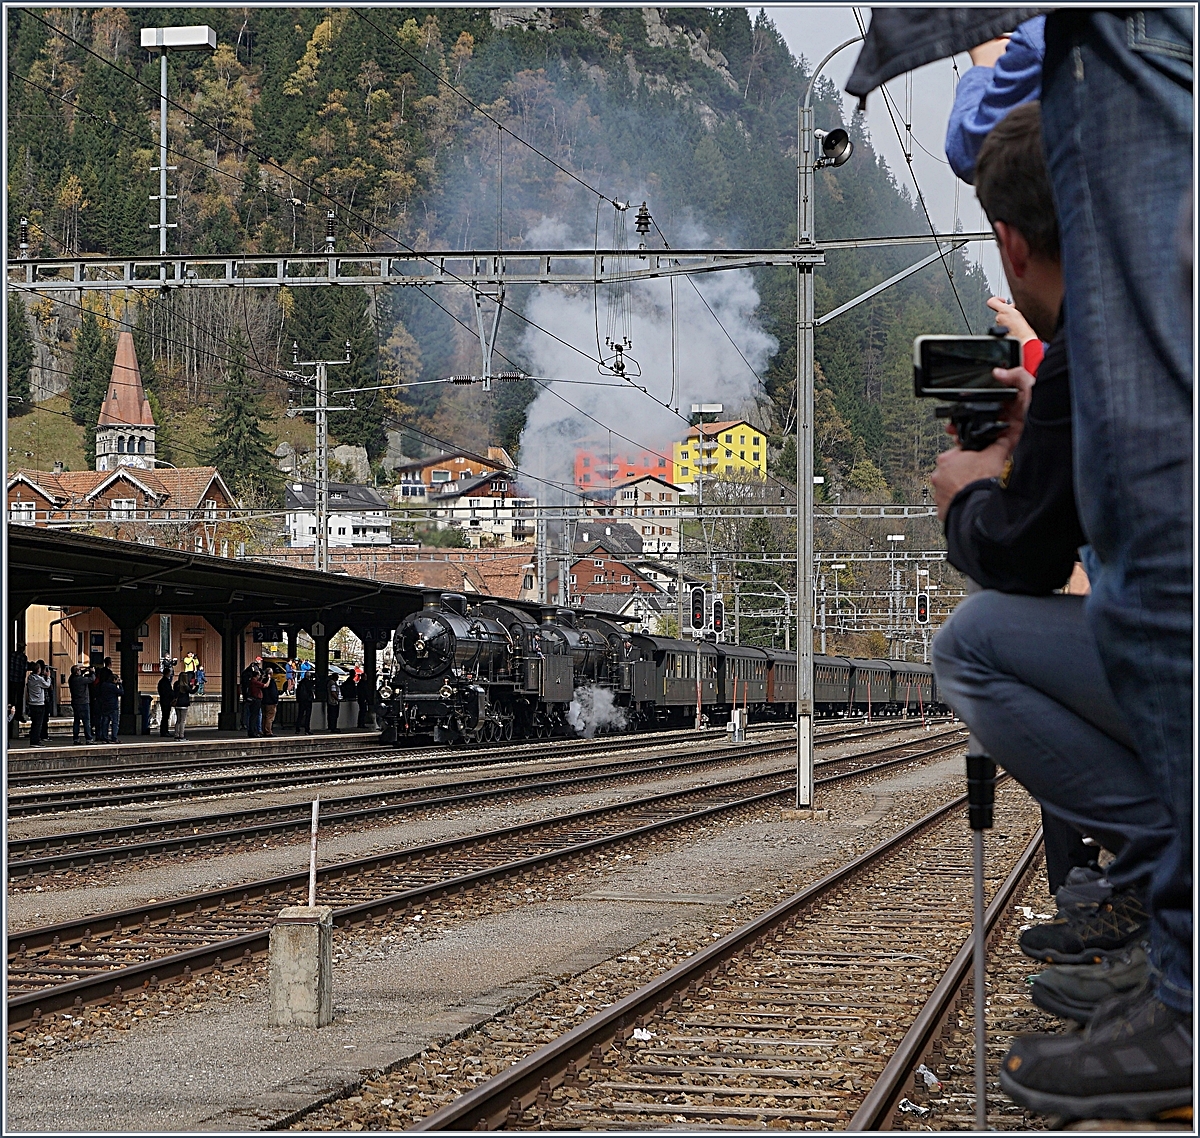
(70, 664), (79, 676)
(975, 101), (1063, 341)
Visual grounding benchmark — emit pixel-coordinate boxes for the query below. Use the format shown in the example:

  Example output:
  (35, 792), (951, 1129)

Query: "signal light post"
(690, 587), (705, 730)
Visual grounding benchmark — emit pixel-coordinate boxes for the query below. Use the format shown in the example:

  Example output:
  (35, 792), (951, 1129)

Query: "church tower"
(94, 332), (157, 472)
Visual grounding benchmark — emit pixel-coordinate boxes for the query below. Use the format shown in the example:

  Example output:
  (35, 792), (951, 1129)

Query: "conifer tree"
(203, 332), (283, 499)
(69, 309), (115, 464)
(7, 292), (34, 416)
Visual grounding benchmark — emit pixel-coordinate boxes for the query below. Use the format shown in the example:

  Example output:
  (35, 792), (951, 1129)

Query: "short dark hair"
(974, 101), (1059, 261)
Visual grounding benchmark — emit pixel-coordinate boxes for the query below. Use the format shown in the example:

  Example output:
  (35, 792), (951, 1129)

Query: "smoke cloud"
(515, 216), (778, 499)
(567, 684), (629, 738)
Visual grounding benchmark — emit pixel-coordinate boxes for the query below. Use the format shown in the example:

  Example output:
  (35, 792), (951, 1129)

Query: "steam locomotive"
(377, 591), (943, 745)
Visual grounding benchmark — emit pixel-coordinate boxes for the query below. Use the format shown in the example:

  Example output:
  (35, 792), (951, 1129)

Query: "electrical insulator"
(712, 599), (724, 635)
(916, 593), (929, 624)
(292, 340), (299, 365)
(344, 339), (352, 362)
(325, 210), (336, 252)
(690, 586), (706, 631)
(19, 217), (30, 254)
(635, 202), (651, 235)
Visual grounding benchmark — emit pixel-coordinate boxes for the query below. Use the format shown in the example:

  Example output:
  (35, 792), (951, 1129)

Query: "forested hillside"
(7, 6), (991, 500)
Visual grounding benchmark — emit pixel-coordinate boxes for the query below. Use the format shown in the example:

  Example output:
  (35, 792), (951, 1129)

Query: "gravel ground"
(6, 726), (944, 928)
(4, 749), (976, 1132)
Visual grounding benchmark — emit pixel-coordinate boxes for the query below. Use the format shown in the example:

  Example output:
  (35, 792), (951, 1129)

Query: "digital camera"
(914, 331), (1020, 450)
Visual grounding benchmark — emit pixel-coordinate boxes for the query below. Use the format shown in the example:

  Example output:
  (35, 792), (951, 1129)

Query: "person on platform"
(261, 667), (280, 737)
(325, 672), (341, 733)
(195, 664), (206, 695)
(95, 670), (121, 744)
(285, 659), (296, 695)
(9, 645), (28, 739)
(340, 670), (359, 730)
(172, 672), (191, 741)
(69, 664), (95, 745)
(182, 651), (199, 683)
(157, 663), (175, 737)
(295, 670), (315, 735)
(25, 660), (52, 747)
(246, 666), (265, 738)
(356, 667), (371, 729)
(240, 661), (257, 731)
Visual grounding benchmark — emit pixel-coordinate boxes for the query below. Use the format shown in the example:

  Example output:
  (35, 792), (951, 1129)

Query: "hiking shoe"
(1019, 888), (1149, 964)
(1054, 863), (1110, 908)
(1030, 943), (1149, 1024)
(1000, 985), (1192, 1120)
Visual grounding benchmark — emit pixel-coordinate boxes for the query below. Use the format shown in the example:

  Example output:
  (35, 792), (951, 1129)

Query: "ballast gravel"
(4, 749), (975, 1132)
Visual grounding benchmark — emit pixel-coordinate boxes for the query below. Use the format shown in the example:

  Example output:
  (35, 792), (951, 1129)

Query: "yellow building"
(671, 420), (767, 490)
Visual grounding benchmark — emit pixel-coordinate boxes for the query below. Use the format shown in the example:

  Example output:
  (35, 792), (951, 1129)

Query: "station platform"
(7, 726), (385, 775)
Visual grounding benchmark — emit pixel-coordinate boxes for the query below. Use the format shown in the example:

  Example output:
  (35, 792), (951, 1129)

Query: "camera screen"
(916, 336), (1018, 394)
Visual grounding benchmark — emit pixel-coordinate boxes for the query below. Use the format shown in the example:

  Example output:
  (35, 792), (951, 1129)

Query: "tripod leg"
(973, 827), (988, 1130)
(966, 739), (997, 1130)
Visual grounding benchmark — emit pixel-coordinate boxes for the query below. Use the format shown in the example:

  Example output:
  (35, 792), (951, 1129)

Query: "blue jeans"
(73, 703), (92, 742)
(1042, 9), (1193, 1013)
(96, 710), (117, 742)
(934, 592), (1174, 893)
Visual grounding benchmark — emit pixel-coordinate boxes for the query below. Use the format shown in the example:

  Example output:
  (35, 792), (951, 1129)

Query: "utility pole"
(795, 34), (861, 810)
(537, 514), (548, 604)
(142, 26), (215, 259)
(289, 341), (352, 573)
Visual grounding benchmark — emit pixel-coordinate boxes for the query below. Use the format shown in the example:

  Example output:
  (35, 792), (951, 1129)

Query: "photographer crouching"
(929, 104), (1177, 1055)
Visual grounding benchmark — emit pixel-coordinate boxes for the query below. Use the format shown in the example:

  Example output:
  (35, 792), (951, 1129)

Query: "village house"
(285, 480), (392, 548)
(392, 446), (515, 500)
(582, 474), (682, 555)
(423, 469), (537, 548)
(672, 419), (767, 490)
(572, 440), (673, 491)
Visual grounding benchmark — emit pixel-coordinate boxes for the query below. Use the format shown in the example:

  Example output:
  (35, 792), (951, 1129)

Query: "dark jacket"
(295, 674), (315, 704)
(846, 8), (1049, 99)
(261, 675), (279, 705)
(341, 676), (359, 702)
(944, 325), (1086, 594)
(158, 674), (175, 705)
(172, 678), (191, 708)
(96, 679), (122, 713)
(68, 672), (94, 708)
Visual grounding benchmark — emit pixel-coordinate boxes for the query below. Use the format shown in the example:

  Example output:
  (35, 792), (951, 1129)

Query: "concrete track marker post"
(269, 796), (332, 1027)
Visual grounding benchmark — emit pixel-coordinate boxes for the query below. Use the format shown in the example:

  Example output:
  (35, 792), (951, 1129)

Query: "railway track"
(376, 779), (1040, 1132)
(5, 719), (944, 816)
(8, 728), (966, 876)
(7, 734), (964, 1028)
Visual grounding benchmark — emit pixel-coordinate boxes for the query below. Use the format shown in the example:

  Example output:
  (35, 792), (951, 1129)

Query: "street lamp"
(141, 25), (216, 257)
(794, 34), (862, 809)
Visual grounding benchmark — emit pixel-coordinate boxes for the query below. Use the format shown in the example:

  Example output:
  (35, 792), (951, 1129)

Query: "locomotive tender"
(378, 591), (943, 744)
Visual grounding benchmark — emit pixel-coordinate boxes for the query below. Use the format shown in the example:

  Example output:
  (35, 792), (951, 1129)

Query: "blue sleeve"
(944, 15), (1046, 184)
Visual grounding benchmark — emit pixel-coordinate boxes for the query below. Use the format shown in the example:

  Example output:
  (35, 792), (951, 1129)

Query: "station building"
(7, 333), (259, 719)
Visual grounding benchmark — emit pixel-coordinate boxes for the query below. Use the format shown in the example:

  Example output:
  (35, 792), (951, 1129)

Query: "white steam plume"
(567, 685), (629, 738)
(516, 217), (778, 499)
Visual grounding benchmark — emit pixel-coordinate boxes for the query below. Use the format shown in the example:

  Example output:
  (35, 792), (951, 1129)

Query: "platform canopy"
(6, 525), (427, 638)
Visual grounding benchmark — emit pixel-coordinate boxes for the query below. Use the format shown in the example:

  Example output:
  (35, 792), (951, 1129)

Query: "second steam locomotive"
(378, 591), (942, 745)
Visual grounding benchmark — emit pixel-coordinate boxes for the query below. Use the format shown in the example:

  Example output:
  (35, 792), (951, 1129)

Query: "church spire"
(94, 332), (157, 471)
